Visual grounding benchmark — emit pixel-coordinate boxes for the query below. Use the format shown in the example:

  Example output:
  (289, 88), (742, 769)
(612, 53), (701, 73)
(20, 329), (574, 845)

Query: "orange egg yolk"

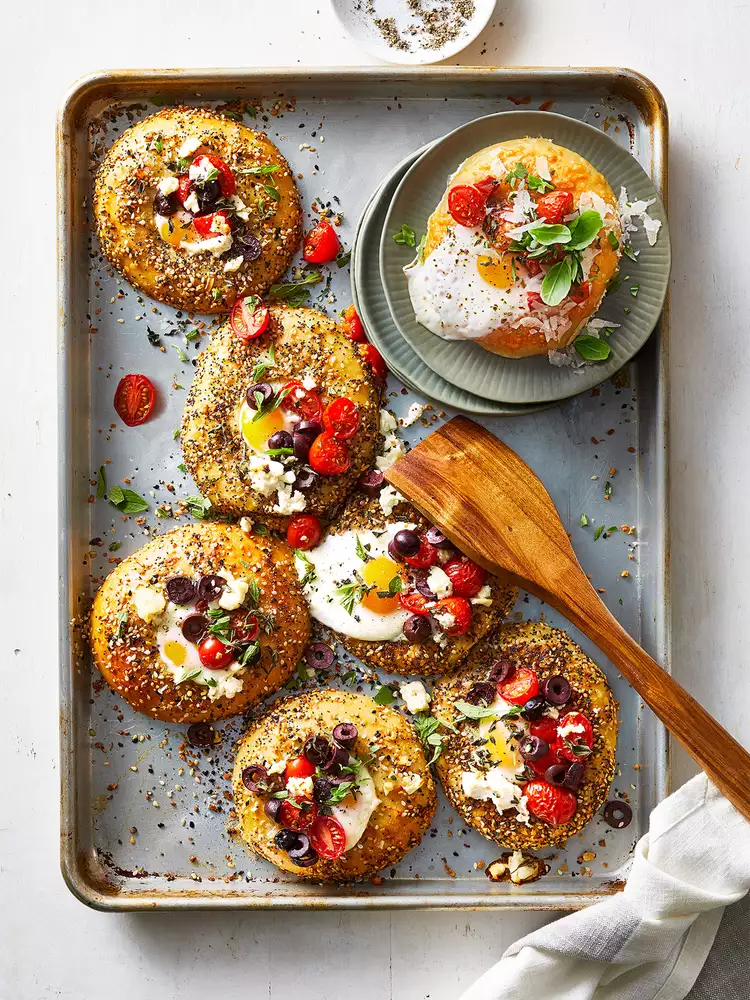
(486, 723), (520, 768)
(240, 402), (287, 452)
(163, 640), (187, 666)
(157, 215), (204, 248)
(360, 556), (403, 614)
(477, 254), (516, 290)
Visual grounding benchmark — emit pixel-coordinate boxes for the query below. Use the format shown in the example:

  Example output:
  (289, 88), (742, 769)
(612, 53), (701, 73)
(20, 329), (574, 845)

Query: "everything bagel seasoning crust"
(93, 107), (302, 313)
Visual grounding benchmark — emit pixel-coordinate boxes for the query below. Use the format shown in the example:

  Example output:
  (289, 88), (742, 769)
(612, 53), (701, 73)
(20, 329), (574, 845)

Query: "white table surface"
(2, 1), (749, 997)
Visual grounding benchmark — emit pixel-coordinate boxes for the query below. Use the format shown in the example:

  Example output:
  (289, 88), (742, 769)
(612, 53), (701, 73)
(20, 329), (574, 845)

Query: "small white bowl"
(330, 0), (497, 65)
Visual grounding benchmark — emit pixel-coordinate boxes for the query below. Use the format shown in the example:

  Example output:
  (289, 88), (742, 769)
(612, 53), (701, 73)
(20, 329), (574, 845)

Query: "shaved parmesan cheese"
(535, 155), (551, 181)
(618, 186), (662, 246)
(504, 186), (536, 223)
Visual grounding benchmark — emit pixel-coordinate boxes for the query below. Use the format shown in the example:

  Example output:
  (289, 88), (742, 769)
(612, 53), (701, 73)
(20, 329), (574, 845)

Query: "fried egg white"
(295, 525), (415, 641)
(330, 766), (380, 850)
(477, 696), (528, 783)
(155, 602), (244, 702)
(405, 227), (542, 341)
(237, 378), (313, 454)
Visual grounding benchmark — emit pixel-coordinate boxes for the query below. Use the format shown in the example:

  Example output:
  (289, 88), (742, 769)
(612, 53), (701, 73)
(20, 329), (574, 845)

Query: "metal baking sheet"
(58, 67), (670, 910)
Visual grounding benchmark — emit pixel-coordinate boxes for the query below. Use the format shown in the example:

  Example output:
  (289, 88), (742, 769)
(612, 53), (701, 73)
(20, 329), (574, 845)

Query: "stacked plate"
(350, 111), (671, 415)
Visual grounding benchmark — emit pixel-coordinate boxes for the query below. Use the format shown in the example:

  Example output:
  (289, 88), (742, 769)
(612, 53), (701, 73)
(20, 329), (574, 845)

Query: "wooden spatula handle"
(551, 575), (750, 821)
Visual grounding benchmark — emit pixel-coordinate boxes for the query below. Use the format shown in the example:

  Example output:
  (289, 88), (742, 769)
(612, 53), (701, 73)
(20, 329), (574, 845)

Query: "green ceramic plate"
(352, 146), (549, 417)
(379, 111), (671, 405)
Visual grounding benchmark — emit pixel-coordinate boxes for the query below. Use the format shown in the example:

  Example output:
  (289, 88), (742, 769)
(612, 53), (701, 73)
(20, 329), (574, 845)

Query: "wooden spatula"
(386, 415), (750, 820)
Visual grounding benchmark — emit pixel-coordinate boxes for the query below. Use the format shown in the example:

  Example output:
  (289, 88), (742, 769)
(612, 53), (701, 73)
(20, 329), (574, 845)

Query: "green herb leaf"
(116, 609), (128, 638)
(177, 462), (188, 474)
(336, 249), (352, 268)
(580, 513), (589, 527)
(412, 713), (456, 765)
(173, 429), (180, 441)
(540, 257), (573, 306)
(147, 327), (161, 347)
(269, 272), (323, 307)
(336, 577), (373, 615)
(607, 230), (620, 250)
(630, 284), (640, 297)
(177, 665), (203, 684)
(574, 335), (611, 361)
(505, 162), (528, 187)
(355, 535), (373, 563)
(265, 447), (294, 457)
(527, 173), (555, 193)
(417, 233), (427, 263)
(566, 211), (603, 250)
(594, 525), (605, 541)
(108, 485), (149, 515)
(243, 164), (280, 176)
(454, 700), (501, 721)
(393, 224), (416, 247)
(623, 243), (639, 261)
(388, 575), (403, 596)
(108, 540), (121, 552)
(172, 344), (189, 363)
(263, 183), (281, 202)
(604, 481), (612, 499)
(373, 685), (396, 706)
(96, 466), (107, 499)
(295, 550), (317, 587)
(250, 345), (276, 383)
(184, 495), (212, 520)
(528, 223), (572, 246)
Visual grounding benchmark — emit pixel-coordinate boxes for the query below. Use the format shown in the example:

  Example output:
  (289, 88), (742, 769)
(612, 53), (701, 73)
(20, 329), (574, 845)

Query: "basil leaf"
(417, 233), (427, 263)
(107, 484), (124, 506)
(96, 466), (107, 499)
(594, 525), (604, 541)
(177, 665), (202, 684)
(393, 224), (416, 247)
(107, 484), (149, 514)
(580, 513), (589, 527)
(263, 183), (281, 202)
(567, 211), (603, 250)
(528, 223), (571, 246)
(607, 230), (620, 250)
(623, 243), (639, 261)
(184, 495), (212, 520)
(373, 685), (396, 706)
(243, 164), (280, 176)
(454, 700), (500, 720)
(269, 272), (322, 305)
(574, 335), (611, 361)
(540, 257), (573, 306)
(336, 249), (352, 268)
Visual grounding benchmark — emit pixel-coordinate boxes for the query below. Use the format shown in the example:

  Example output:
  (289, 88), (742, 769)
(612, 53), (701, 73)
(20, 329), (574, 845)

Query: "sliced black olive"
(241, 764), (269, 794)
(186, 723), (214, 748)
(403, 614), (431, 644)
(294, 466), (319, 492)
(181, 613), (208, 644)
(393, 529), (421, 556)
(415, 573), (437, 600)
(313, 776), (333, 805)
(488, 659), (514, 685)
(274, 828), (299, 851)
(195, 178), (221, 211)
(264, 798), (283, 822)
(305, 642), (335, 668)
(296, 419), (323, 438)
(332, 723), (358, 750)
(425, 526), (452, 549)
(234, 228), (262, 262)
(358, 469), (385, 496)
(563, 762), (585, 791)
(323, 743), (349, 774)
(153, 191), (178, 217)
(304, 735), (332, 766)
(603, 800), (633, 829)
(520, 695), (546, 721)
(543, 675), (572, 706)
(166, 575), (198, 606)
(544, 763), (568, 786)
(246, 382), (274, 409)
(465, 681), (496, 706)
(197, 574), (225, 602)
(293, 429), (313, 462)
(520, 735), (549, 761)
(268, 430), (293, 451)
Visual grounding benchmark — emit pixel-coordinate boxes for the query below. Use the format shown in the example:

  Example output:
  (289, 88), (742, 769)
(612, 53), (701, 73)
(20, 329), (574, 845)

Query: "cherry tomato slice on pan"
(323, 398), (360, 440)
(286, 514), (322, 550)
(309, 815), (347, 860)
(193, 209), (230, 238)
(280, 381), (323, 421)
(399, 592), (432, 615)
(197, 636), (235, 670)
(285, 756), (316, 780)
(568, 281), (590, 304)
(448, 185), (486, 227)
(114, 374), (156, 427)
(303, 219), (341, 264)
(360, 343), (387, 381)
(230, 295), (270, 340)
(308, 432), (351, 475)
(192, 153), (236, 197)
(431, 596), (472, 636)
(341, 304), (367, 343)
(497, 666), (539, 704)
(556, 711), (594, 763)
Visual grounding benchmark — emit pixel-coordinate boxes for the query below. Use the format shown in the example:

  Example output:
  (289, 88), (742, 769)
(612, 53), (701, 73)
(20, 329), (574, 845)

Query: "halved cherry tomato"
(524, 780), (577, 826)
(399, 592), (432, 615)
(278, 798), (318, 832)
(308, 432), (351, 475)
(568, 281), (590, 304)
(535, 190), (574, 225)
(192, 153), (236, 197)
(448, 185), (486, 227)
(527, 291), (545, 311)
(193, 209), (230, 238)
(230, 610), (259, 643)
(473, 176), (499, 199)
(557, 711), (594, 763)
(360, 343), (387, 381)
(198, 636), (235, 670)
(303, 218), (341, 264)
(230, 295), (269, 340)
(403, 538), (439, 570)
(309, 815), (346, 859)
(524, 258), (542, 277)
(280, 381), (323, 421)
(176, 174), (193, 206)
(497, 666), (539, 705)
(528, 719), (564, 775)
(431, 596), (472, 636)
(442, 555), (487, 598)
(323, 398), (360, 440)
(114, 374), (156, 427)
(341, 305), (367, 343)
(285, 755), (316, 780)
(287, 514), (322, 550)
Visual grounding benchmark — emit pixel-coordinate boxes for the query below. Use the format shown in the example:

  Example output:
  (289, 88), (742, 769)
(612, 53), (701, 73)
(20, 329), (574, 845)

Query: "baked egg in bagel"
(405, 137), (622, 358)
(89, 522), (310, 723)
(181, 305), (382, 524)
(431, 622), (618, 851)
(293, 494), (517, 676)
(232, 689), (437, 880)
(93, 107), (302, 313)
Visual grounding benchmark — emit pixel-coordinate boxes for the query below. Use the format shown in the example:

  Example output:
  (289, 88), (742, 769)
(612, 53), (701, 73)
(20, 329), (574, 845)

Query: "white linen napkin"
(459, 774), (750, 1000)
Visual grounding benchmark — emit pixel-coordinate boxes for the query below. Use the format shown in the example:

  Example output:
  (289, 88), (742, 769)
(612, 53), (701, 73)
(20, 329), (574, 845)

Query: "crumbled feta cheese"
(286, 776), (314, 799)
(223, 255), (244, 273)
(177, 136), (202, 159)
(544, 705), (560, 720)
(132, 586), (166, 623)
(181, 232), (233, 258)
(273, 483), (307, 516)
(558, 720), (585, 740)
(267, 758), (287, 775)
(300, 372), (317, 391)
(207, 673), (244, 702)
(182, 190), (200, 214)
(427, 565), (453, 599)
(461, 768), (530, 824)
(157, 176), (179, 196)
(376, 435), (406, 471)
(402, 402), (426, 427)
(211, 214), (231, 236)
(470, 583), (493, 607)
(239, 516), (254, 535)
(379, 408), (397, 435)
(400, 772), (424, 795)
(217, 571), (249, 611)
(247, 455), (287, 496)
(379, 484), (404, 516)
(229, 194), (251, 221)
(399, 680), (431, 714)
(432, 608), (456, 631)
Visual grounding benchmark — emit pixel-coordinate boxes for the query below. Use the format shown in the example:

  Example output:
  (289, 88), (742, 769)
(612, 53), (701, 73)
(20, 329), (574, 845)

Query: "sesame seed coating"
(181, 305), (381, 524)
(93, 107), (302, 313)
(232, 689), (437, 880)
(320, 495), (517, 676)
(89, 522), (310, 723)
(432, 622), (618, 850)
